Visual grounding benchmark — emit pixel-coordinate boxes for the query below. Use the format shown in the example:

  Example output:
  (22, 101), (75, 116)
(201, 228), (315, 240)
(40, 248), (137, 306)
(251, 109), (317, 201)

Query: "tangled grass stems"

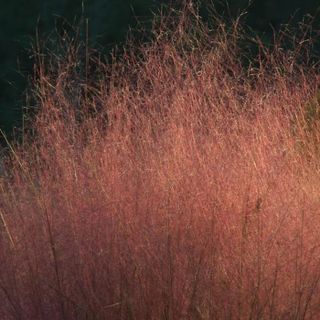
(1, 4), (320, 320)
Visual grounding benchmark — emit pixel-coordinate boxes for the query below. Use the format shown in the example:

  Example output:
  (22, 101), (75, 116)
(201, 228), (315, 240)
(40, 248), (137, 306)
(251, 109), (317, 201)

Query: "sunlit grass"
(1, 6), (320, 319)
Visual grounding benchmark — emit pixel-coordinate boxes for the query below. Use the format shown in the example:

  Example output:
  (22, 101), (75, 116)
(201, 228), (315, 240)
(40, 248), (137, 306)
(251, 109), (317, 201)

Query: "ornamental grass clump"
(1, 5), (320, 320)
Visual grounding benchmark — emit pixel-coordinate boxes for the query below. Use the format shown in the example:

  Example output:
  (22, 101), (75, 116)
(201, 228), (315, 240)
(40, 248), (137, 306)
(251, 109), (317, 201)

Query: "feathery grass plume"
(1, 3), (320, 319)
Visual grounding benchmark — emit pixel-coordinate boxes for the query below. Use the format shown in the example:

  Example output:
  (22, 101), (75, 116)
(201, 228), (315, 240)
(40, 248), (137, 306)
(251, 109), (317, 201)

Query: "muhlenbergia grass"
(1, 5), (320, 319)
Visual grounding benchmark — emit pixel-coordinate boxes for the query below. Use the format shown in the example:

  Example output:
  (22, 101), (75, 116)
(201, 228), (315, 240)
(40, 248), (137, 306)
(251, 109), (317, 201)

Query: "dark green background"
(1, 0), (320, 138)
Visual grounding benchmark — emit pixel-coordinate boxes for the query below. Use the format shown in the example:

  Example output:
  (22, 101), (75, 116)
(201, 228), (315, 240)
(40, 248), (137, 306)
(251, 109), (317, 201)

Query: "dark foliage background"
(1, 0), (319, 138)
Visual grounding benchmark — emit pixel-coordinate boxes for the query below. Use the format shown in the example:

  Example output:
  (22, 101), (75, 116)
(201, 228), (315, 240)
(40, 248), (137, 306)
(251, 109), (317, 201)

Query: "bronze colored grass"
(1, 5), (320, 320)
